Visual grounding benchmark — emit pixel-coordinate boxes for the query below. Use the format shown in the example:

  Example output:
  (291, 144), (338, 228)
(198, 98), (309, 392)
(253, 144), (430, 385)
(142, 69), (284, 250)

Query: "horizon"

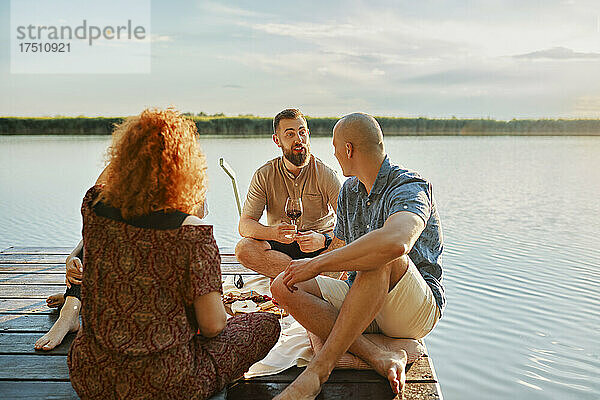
(2, 0), (600, 119)
(3, 114), (600, 122)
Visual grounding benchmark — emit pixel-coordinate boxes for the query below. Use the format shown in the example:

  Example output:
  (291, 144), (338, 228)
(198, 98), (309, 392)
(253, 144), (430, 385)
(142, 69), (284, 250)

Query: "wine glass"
(285, 197), (303, 233)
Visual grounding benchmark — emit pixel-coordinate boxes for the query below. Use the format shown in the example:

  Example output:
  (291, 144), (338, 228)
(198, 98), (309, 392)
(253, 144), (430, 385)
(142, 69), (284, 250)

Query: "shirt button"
(403, 205), (408, 209)
(295, 183), (298, 186)
(367, 201), (371, 206)
(366, 224), (370, 229)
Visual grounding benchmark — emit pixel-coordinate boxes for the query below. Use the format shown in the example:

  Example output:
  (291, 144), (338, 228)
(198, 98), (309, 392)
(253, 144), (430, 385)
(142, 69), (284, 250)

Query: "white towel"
(245, 316), (314, 378)
(221, 275), (314, 378)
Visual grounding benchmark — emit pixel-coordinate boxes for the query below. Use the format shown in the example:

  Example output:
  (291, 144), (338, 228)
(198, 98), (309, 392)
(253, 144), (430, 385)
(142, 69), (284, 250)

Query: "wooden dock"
(0, 246), (442, 399)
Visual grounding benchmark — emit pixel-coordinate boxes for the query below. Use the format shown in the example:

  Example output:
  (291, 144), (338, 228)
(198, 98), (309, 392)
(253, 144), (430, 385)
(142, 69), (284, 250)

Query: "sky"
(2, 0), (600, 119)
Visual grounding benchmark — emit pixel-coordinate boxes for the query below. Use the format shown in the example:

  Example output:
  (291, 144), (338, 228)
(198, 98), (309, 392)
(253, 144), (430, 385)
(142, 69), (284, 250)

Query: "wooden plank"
(228, 380), (400, 399)
(0, 381), (228, 400)
(0, 299), (53, 314)
(0, 313), (59, 332)
(419, 349), (443, 399)
(221, 264), (258, 275)
(0, 263), (255, 275)
(0, 285), (64, 300)
(0, 375), (433, 400)
(246, 360), (435, 384)
(0, 332), (75, 355)
(0, 264), (65, 273)
(1, 246), (235, 255)
(0, 247), (72, 255)
(0, 355), (432, 399)
(0, 254), (66, 264)
(228, 380), (439, 399)
(0, 252), (236, 265)
(0, 348), (433, 383)
(406, 358), (436, 383)
(0, 273), (65, 285)
(0, 381), (79, 399)
(403, 382), (441, 400)
(0, 361), (436, 399)
(220, 255), (240, 264)
(0, 355), (69, 380)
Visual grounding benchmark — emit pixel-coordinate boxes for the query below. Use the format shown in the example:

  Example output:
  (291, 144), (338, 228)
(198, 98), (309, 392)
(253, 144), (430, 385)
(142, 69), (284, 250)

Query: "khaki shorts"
(315, 259), (440, 339)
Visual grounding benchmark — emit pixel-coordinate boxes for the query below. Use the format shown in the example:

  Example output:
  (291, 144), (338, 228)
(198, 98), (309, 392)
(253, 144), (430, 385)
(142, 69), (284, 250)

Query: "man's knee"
(355, 255), (409, 290)
(270, 272), (290, 305)
(271, 273), (322, 307)
(235, 238), (267, 264)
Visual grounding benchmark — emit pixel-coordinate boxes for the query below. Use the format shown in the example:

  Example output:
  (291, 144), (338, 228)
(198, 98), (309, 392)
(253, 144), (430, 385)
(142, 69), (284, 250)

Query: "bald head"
(333, 112), (384, 155)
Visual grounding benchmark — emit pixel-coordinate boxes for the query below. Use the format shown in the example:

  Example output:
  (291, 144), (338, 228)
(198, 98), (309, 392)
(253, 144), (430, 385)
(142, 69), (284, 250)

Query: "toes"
(43, 340), (57, 350)
(398, 365), (406, 392)
(388, 368), (400, 394)
(34, 336), (49, 349)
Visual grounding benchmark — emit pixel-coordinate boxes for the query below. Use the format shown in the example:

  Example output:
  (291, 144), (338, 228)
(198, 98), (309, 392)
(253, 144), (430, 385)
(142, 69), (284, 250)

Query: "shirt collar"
(279, 155), (313, 180)
(350, 155), (391, 196)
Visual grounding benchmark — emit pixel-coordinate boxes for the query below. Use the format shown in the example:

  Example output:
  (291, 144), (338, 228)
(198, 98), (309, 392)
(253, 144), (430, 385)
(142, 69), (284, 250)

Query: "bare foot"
(372, 349), (407, 395)
(273, 369), (322, 400)
(35, 297), (80, 351)
(46, 293), (65, 308)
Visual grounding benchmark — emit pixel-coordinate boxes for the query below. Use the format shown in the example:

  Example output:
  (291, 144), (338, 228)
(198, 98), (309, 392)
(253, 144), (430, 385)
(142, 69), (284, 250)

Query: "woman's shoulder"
(81, 185), (104, 213)
(181, 215), (204, 226)
(179, 217), (215, 244)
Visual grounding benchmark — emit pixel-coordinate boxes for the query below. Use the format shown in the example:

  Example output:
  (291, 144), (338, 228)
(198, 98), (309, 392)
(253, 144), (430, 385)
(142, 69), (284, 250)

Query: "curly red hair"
(99, 108), (207, 219)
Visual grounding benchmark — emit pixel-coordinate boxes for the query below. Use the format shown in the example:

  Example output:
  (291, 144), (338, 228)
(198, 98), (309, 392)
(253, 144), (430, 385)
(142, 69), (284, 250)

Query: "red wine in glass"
(285, 197), (303, 231)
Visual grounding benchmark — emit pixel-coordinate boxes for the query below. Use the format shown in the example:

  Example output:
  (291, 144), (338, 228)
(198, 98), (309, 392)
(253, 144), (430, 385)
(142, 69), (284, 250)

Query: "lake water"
(1, 135), (599, 399)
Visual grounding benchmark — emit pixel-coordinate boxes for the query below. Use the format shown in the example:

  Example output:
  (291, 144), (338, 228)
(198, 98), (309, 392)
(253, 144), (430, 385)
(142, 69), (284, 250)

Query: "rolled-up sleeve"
(185, 240), (223, 302)
(241, 169), (267, 220)
(385, 180), (432, 225)
(325, 169), (342, 212)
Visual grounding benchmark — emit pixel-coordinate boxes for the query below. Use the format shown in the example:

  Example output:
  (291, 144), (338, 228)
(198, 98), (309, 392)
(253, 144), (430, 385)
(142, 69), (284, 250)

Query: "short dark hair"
(273, 108), (307, 134)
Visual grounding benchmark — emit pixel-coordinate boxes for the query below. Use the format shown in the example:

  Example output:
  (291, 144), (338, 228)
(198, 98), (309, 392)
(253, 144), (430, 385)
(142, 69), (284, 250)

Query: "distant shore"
(1, 116), (600, 136)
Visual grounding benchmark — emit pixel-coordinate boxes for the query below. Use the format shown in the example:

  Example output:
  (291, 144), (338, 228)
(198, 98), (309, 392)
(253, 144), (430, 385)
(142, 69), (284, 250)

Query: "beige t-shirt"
(242, 155), (342, 234)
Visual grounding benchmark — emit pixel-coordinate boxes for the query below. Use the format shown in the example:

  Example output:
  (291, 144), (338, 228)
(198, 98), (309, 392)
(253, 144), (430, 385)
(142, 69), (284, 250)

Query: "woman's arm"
(65, 240), (83, 288)
(65, 166), (108, 287)
(193, 292), (227, 338)
(182, 215), (227, 338)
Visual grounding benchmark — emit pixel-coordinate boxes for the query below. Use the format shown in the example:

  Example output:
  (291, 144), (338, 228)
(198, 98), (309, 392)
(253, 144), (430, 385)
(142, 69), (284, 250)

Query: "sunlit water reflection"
(1, 135), (599, 399)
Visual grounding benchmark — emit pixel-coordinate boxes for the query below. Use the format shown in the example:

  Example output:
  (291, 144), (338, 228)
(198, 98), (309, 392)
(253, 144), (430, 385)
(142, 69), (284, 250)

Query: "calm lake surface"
(1, 135), (599, 399)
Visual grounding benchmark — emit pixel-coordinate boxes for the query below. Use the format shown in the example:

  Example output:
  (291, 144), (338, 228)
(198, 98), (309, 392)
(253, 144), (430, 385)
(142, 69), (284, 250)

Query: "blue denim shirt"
(334, 156), (446, 314)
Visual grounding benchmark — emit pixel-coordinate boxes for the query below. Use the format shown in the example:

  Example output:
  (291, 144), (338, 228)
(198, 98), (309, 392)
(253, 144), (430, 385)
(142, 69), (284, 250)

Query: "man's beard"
(283, 144), (310, 167)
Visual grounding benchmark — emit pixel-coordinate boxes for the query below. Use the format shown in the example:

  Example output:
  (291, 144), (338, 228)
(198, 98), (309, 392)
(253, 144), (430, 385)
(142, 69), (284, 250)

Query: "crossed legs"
(197, 312), (281, 396)
(271, 256), (410, 399)
(235, 238), (292, 278)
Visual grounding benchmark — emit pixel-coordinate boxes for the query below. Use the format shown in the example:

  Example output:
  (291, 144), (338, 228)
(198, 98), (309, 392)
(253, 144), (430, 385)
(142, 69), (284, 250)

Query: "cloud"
(573, 95), (600, 116)
(513, 47), (600, 60)
(151, 34), (174, 43)
(250, 22), (383, 40)
(220, 50), (391, 86)
(199, 2), (270, 18)
(321, 50), (441, 66)
(405, 66), (524, 86)
(246, 5), (600, 61)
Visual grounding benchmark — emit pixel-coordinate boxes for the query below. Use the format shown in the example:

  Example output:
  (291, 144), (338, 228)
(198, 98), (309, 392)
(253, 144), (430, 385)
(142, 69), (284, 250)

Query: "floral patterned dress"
(68, 186), (280, 399)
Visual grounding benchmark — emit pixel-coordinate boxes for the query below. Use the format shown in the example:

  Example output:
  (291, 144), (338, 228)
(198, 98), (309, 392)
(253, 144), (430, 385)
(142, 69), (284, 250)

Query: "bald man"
(271, 113), (445, 399)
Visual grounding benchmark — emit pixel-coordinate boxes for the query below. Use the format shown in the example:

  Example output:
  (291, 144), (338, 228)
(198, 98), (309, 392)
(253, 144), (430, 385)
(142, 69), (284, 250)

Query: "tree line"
(1, 116), (600, 136)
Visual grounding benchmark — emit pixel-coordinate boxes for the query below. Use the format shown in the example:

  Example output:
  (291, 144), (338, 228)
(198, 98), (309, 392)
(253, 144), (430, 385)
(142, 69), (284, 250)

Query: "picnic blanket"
(221, 275), (426, 378)
(222, 275), (313, 377)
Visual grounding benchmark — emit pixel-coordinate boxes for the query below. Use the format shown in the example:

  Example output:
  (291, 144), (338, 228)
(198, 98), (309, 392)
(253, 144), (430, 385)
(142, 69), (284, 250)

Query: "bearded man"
(235, 108), (342, 278)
